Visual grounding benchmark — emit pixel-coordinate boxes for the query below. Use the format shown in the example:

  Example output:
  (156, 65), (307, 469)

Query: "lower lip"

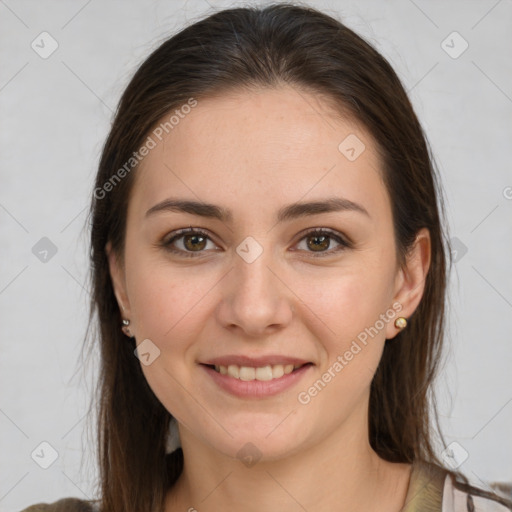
(201, 364), (313, 398)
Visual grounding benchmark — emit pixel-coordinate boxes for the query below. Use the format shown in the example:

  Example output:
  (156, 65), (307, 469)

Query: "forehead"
(130, 86), (388, 222)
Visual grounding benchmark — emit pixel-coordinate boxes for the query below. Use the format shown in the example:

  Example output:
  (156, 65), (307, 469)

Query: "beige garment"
(402, 460), (511, 512)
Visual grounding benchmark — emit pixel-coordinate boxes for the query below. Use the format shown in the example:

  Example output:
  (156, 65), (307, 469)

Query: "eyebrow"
(145, 196), (370, 223)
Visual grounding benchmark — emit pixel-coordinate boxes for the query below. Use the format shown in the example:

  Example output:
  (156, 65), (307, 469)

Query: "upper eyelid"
(163, 227), (213, 244)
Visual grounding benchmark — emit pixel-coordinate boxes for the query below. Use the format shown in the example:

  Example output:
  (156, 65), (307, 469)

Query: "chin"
(202, 416), (311, 463)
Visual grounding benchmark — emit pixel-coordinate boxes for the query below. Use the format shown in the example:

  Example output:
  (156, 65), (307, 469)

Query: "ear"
(385, 228), (431, 340)
(106, 241), (131, 318)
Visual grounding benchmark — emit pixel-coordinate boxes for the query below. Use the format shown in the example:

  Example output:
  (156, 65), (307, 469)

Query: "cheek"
(293, 274), (391, 416)
(125, 255), (214, 343)
(124, 258), (213, 422)
(295, 263), (394, 341)
(291, 260), (396, 395)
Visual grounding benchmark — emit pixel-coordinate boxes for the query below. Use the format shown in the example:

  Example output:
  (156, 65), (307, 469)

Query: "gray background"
(1, 0), (511, 510)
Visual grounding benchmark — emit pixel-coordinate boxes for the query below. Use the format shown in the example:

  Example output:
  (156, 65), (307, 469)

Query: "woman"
(21, 3), (511, 512)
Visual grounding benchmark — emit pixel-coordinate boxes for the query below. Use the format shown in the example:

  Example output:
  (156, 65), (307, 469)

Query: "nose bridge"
(219, 234), (293, 335)
(233, 235), (277, 302)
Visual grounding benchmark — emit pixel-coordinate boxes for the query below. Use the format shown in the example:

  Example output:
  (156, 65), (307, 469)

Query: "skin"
(107, 85), (431, 512)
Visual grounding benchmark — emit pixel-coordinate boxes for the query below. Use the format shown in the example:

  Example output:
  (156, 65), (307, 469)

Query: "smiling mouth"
(204, 362), (312, 381)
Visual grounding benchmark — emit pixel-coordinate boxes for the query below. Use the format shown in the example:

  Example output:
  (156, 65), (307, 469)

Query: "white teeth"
(255, 366), (273, 381)
(272, 364), (284, 379)
(213, 363), (304, 381)
(227, 365), (239, 378)
(239, 367), (256, 381)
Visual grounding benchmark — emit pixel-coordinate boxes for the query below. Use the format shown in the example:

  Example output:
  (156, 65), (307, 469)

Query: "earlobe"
(105, 241), (131, 317)
(385, 228), (431, 339)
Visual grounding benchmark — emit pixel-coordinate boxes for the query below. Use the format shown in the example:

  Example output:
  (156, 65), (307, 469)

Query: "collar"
(402, 460), (447, 512)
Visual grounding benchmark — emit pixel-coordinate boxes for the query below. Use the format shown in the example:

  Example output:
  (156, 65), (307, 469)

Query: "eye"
(294, 228), (350, 257)
(161, 227), (351, 258)
(162, 227), (218, 257)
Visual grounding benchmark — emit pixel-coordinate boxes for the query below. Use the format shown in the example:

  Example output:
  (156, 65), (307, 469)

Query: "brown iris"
(307, 234), (330, 252)
(183, 233), (208, 251)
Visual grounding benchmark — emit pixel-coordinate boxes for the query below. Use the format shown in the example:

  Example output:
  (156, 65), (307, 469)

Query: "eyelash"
(161, 227), (351, 258)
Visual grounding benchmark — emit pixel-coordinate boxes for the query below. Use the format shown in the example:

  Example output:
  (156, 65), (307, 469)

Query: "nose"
(215, 244), (294, 337)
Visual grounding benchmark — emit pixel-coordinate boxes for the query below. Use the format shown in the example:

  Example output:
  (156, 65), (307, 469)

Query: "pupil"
(308, 235), (329, 251)
(185, 234), (206, 251)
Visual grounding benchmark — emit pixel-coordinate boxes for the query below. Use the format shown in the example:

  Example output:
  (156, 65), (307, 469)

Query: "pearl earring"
(121, 318), (133, 337)
(394, 317), (407, 330)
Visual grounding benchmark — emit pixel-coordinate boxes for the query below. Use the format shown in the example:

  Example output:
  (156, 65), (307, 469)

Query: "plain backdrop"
(1, 0), (511, 510)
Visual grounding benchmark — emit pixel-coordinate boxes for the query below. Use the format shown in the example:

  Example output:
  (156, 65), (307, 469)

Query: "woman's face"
(108, 86), (429, 461)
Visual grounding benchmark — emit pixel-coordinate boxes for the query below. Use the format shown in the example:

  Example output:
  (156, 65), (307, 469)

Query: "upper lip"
(201, 355), (312, 367)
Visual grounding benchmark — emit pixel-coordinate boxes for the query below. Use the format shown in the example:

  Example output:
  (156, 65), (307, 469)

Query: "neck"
(165, 400), (412, 512)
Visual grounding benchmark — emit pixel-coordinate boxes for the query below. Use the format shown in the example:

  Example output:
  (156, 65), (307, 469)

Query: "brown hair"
(86, 3), (508, 511)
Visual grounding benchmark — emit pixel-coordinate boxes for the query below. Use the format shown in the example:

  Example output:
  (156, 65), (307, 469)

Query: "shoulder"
(404, 460), (512, 512)
(442, 473), (512, 512)
(19, 497), (99, 512)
